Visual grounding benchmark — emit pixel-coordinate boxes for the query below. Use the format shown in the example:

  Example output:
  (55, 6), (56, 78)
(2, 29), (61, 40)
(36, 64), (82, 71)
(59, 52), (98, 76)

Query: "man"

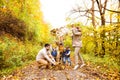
(36, 43), (57, 68)
(72, 25), (85, 70)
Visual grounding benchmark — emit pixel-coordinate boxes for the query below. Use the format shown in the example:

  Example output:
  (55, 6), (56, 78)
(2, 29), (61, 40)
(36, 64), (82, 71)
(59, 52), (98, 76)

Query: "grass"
(82, 53), (120, 72)
(68, 49), (119, 72)
(70, 50), (119, 73)
(0, 34), (41, 77)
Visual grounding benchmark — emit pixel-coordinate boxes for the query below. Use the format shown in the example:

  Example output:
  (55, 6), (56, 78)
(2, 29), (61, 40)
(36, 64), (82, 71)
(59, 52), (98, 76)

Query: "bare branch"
(103, 0), (108, 13)
(96, 0), (102, 14)
(71, 8), (99, 13)
(104, 8), (120, 13)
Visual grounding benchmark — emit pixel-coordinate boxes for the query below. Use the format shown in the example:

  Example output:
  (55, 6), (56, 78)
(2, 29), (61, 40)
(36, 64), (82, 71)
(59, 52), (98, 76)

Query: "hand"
(66, 54), (69, 55)
(52, 59), (55, 62)
(54, 62), (59, 66)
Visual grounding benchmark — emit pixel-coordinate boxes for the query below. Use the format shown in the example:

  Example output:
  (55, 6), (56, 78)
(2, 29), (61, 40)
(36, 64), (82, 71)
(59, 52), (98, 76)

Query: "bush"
(0, 49), (5, 69)
(0, 9), (27, 40)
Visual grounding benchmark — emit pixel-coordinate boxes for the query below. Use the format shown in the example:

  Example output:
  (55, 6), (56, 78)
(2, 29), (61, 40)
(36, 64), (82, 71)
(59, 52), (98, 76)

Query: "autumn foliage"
(0, 9), (26, 40)
(0, 0), (120, 79)
(0, 0), (49, 73)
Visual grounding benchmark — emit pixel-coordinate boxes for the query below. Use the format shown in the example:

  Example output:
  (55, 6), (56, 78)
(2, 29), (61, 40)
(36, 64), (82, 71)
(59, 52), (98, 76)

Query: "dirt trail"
(1, 61), (108, 80)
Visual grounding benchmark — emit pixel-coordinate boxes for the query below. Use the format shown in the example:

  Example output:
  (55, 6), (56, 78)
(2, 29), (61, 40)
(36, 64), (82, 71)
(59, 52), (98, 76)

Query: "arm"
(43, 52), (55, 65)
(66, 51), (71, 55)
(72, 28), (82, 36)
(48, 51), (55, 62)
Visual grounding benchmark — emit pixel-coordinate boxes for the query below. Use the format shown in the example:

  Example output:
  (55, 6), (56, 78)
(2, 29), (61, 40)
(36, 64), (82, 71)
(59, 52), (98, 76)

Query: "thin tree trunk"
(91, 0), (98, 56)
(110, 13), (112, 24)
(91, 0), (95, 26)
(96, 0), (108, 57)
(118, 0), (120, 22)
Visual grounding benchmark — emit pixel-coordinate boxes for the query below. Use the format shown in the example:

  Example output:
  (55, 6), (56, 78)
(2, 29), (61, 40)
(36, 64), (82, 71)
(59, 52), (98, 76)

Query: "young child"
(58, 42), (64, 62)
(51, 47), (57, 61)
(62, 47), (71, 66)
(51, 42), (58, 61)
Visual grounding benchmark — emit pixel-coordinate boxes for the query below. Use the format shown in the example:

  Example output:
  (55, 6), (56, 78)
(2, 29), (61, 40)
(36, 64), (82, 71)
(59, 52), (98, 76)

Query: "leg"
(78, 48), (85, 68)
(56, 51), (60, 62)
(67, 57), (71, 66)
(37, 59), (49, 66)
(78, 51), (85, 64)
(62, 57), (66, 64)
(74, 47), (80, 70)
(59, 52), (63, 63)
(74, 47), (80, 65)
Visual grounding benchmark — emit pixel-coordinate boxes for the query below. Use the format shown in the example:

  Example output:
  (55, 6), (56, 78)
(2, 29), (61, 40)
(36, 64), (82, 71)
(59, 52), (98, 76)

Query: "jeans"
(63, 57), (71, 65)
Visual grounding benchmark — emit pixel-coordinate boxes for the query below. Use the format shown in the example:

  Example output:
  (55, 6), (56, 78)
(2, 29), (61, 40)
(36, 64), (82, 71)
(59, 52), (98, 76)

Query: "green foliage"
(0, 0), (119, 78)
(0, 35), (41, 73)
(0, 0), (50, 43)
(83, 53), (120, 73)
(64, 35), (72, 49)
(81, 24), (120, 65)
(0, 0), (51, 76)
(66, 23), (120, 71)
(0, 49), (5, 69)
(0, 9), (27, 40)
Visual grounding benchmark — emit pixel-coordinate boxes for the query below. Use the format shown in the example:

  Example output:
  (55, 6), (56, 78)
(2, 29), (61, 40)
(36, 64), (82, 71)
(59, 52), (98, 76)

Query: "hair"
(44, 43), (50, 47)
(76, 27), (81, 32)
(59, 42), (63, 45)
(66, 46), (70, 49)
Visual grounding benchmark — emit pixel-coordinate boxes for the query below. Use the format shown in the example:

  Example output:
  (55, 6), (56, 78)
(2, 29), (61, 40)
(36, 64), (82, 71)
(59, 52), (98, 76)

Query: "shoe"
(80, 64), (86, 68)
(73, 65), (79, 70)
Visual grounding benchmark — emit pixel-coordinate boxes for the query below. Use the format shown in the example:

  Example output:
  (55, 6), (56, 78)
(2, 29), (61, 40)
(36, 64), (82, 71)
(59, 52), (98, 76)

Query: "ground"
(1, 61), (111, 80)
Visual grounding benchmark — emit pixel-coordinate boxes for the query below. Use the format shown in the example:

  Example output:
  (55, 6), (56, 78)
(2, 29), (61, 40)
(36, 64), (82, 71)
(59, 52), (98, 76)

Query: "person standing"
(72, 25), (85, 70)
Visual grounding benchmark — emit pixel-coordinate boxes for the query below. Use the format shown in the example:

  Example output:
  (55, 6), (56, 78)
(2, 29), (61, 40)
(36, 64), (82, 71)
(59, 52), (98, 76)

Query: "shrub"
(0, 9), (27, 40)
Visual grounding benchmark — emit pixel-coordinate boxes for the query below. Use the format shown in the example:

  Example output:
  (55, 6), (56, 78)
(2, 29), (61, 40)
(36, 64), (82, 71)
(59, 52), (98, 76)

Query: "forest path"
(2, 61), (107, 80)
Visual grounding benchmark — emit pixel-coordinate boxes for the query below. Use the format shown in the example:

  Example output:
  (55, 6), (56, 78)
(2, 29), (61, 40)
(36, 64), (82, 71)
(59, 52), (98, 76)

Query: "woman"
(72, 25), (85, 70)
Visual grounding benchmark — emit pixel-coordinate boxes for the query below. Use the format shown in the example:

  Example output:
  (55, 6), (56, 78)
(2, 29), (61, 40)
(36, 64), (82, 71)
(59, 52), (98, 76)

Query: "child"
(51, 48), (57, 61)
(51, 42), (58, 61)
(62, 47), (71, 66)
(58, 42), (64, 62)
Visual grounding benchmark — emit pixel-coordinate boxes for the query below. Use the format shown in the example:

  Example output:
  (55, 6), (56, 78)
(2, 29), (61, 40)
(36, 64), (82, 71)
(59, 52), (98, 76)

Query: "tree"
(96, 0), (108, 25)
(118, 0), (120, 22)
(95, 0), (108, 57)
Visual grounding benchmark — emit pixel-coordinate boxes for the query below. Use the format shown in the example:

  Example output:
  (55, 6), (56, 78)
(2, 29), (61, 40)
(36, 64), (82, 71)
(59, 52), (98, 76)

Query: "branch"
(96, 0), (102, 14)
(71, 8), (99, 13)
(76, 14), (120, 24)
(104, 8), (120, 13)
(103, 0), (108, 13)
(71, 3), (120, 14)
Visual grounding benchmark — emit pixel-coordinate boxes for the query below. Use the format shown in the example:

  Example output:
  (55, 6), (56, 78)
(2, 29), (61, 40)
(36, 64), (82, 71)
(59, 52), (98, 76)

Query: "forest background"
(0, 0), (120, 79)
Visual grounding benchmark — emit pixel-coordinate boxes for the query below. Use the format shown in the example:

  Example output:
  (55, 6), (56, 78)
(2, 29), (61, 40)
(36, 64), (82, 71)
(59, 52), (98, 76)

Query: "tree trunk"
(110, 13), (112, 24)
(118, 0), (120, 22)
(101, 14), (105, 25)
(91, 0), (95, 26)
(116, 0), (120, 48)
(96, 0), (108, 57)
(91, 0), (98, 56)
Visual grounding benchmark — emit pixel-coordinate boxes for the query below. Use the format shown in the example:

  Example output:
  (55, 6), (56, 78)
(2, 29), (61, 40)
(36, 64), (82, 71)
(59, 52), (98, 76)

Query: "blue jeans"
(63, 57), (71, 65)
